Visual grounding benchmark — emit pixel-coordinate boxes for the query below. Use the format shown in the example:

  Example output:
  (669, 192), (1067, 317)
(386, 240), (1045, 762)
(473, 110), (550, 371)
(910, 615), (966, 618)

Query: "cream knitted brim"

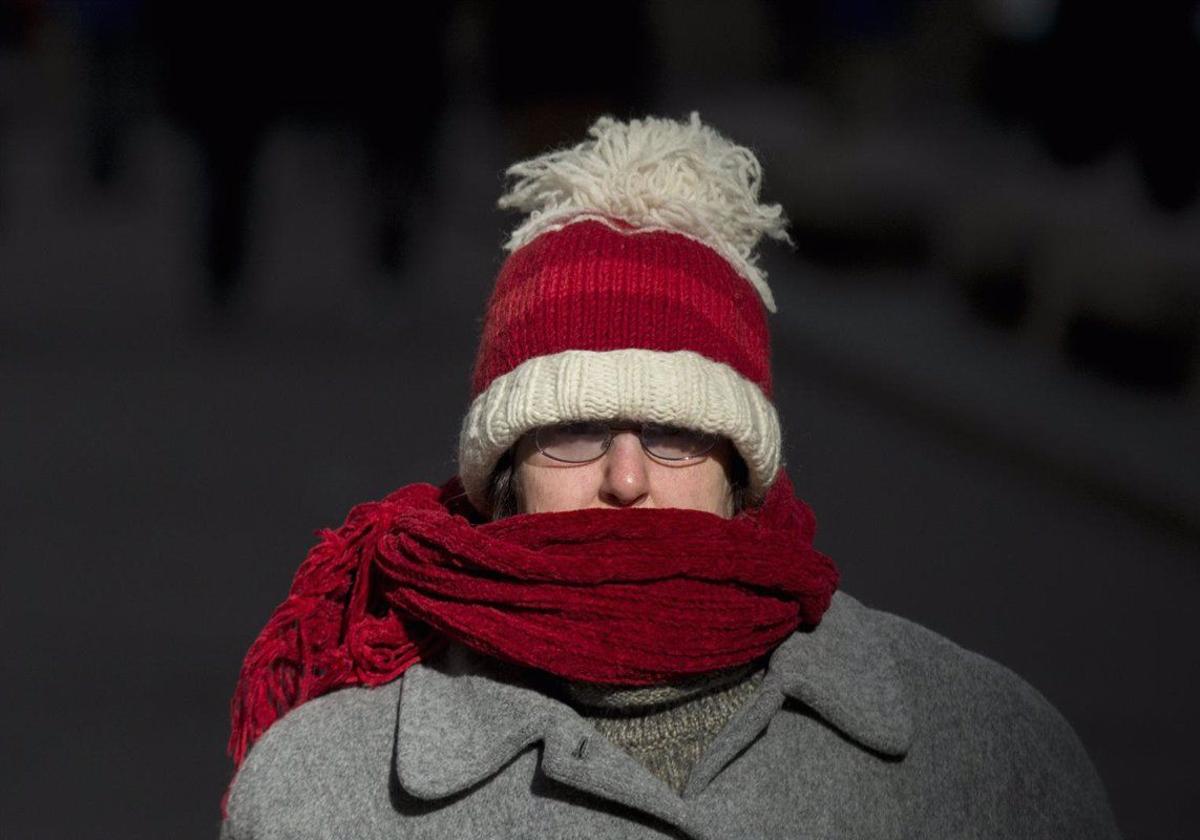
(457, 348), (782, 515)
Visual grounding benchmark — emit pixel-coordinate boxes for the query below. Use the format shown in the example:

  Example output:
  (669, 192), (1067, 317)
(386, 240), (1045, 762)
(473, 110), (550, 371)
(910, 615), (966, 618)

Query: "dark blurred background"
(2, 1), (1197, 838)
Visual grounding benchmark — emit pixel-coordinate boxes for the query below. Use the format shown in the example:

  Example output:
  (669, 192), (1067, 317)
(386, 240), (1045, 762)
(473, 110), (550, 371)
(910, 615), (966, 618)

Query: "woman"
(220, 114), (1120, 839)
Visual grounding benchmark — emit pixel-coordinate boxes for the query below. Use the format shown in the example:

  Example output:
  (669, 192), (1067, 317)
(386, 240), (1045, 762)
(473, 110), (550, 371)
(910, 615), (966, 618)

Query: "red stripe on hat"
(471, 220), (772, 398)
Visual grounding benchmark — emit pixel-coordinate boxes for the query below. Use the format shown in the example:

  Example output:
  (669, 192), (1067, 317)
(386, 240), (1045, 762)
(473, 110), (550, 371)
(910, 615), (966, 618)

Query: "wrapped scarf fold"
(228, 469), (838, 769)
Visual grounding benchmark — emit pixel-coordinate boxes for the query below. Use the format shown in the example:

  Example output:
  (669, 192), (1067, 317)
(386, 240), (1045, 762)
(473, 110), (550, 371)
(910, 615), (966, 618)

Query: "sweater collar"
(393, 591), (913, 799)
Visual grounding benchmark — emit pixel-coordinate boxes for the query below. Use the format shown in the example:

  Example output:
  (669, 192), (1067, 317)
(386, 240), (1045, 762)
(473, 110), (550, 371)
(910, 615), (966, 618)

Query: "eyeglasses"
(531, 421), (720, 464)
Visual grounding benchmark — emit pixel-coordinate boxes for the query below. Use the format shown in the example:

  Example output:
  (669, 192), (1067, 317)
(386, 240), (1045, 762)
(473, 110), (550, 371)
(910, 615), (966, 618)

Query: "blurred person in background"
(219, 114), (1120, 839)
(148, 4), (451, 317)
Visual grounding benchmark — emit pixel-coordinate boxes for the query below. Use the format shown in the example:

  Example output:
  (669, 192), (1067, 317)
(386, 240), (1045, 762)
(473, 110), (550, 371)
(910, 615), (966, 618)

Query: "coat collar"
(394, 591), (913, 799)
(773, 591), (914, 756)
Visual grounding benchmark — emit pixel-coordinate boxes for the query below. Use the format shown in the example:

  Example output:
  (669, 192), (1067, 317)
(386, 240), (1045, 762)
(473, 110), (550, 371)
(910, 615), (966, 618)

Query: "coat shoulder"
(836, 592), (1121, 838)
(846, 594), (1077, 736)
(841, 593), (1059, 711)
(222, 679), (404, 840)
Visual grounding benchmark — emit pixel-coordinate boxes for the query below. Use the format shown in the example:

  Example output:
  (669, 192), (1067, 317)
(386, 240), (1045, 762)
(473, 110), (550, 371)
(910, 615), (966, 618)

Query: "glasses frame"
(531, 420), (720, 464)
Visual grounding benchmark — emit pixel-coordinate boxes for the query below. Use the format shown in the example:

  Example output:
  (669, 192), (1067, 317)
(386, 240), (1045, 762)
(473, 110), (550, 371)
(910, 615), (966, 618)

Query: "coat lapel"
(773, 591), (914, 758)
(392, 642), (560, 799)
(393, 591), (912, 811)
(393, 640), (698, 829)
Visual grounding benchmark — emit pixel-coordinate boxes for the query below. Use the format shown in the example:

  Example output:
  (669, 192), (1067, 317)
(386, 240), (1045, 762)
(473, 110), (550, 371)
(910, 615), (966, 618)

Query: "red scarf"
(227, 469), (838, 769)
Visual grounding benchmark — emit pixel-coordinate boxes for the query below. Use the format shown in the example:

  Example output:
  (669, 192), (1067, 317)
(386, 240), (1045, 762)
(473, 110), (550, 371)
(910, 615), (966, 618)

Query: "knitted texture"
(497, 111), (791, 312)
(470, 220), (772, 397)
(458, 112), (793, 516)
(566, 659), (763, 710)
(458, 346), (782, 510)
(228, 470), (837, 772)
(569, 663), (767, 793)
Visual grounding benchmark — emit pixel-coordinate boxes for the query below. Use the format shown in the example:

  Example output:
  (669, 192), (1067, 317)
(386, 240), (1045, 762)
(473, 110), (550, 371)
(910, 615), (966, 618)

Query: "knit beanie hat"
(457, 112), (792, 516)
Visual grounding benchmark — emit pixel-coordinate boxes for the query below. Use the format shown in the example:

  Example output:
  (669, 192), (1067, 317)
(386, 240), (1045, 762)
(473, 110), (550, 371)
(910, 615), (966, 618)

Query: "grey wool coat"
(220, 591), (1121, 839)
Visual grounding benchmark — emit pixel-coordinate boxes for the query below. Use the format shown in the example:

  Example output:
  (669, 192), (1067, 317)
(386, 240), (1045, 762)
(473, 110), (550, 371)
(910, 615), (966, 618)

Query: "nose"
(599, 430), (650, 508)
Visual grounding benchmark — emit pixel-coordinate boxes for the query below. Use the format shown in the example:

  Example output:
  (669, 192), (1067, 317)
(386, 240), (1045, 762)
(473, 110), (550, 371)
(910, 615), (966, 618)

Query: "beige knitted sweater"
(564, 662), (767, 794)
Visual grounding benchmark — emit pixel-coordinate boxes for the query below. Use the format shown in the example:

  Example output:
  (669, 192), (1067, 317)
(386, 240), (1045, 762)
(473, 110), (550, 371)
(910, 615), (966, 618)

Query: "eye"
(641, 424), (718, 460)
(534, 422), (611, 463)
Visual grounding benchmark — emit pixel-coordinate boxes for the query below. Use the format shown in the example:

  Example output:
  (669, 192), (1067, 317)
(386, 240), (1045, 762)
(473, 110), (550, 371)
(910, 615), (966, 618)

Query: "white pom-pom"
(498, 112), (791, 313)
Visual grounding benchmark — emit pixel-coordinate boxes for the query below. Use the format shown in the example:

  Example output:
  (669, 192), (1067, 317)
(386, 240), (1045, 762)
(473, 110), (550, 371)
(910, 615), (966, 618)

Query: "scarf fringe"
(226, 473), (836, 780)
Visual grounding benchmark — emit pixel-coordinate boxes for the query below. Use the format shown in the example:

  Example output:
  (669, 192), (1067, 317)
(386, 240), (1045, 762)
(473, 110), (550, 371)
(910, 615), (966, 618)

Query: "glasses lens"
(641, 424), (717, 460)
(536, 422), (610, 462)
